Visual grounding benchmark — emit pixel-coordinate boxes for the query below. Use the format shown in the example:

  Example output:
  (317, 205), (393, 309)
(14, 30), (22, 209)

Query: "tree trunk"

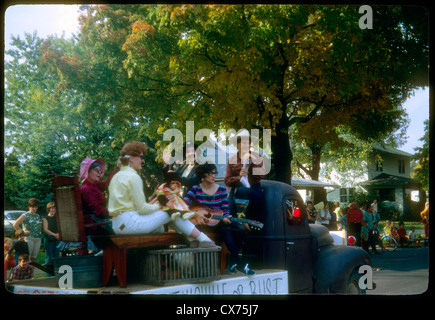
(271, 117), (292, 184)
(309, 144), (327, 204)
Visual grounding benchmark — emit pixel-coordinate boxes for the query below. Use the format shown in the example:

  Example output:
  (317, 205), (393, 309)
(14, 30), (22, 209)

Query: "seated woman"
(80, 157), (119, 251)
(224, 130), (266, 221)
(108, 141), (216, 249)
(80, 157), (119, 233)
(184, 163), (255, 275)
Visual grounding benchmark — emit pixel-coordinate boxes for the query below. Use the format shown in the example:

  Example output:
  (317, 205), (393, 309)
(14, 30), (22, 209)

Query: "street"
(368, 246), (429, 295)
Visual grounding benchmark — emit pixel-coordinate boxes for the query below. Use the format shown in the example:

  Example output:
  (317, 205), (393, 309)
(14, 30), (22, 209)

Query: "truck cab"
(240, 180), (372, 293)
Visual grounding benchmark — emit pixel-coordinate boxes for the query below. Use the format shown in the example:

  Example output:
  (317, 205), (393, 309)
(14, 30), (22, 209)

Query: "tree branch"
(289, 95), (326, 126)
(203, 47), (227, 69)
(296, 159), (312, 178)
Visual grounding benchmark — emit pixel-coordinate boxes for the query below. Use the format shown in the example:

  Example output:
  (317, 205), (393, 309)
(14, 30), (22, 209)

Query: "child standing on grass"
(9, 254), (34, 281)
(6, 230), (30, 266)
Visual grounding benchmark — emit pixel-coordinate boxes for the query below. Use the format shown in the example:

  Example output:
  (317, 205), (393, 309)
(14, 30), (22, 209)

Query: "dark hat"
(164, 171), (181, 183)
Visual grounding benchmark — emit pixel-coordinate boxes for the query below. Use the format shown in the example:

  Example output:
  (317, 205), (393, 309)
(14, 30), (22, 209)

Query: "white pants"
(112, 210), (195, 236)
(25, 237), (41, 259)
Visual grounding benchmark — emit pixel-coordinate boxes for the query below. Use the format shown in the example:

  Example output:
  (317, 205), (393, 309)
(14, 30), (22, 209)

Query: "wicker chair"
(52, 173), (87, 253)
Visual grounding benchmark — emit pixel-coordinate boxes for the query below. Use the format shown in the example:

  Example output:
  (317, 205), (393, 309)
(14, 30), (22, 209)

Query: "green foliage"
(402, 199), (425, 222)
(4, 143), (72, 212)
(411, 119), (429, 191)
(119, 4), (428, 182)
(4, 4), (429, 207)
(348, 188), (370, 207)
(378, 201), (400, 221)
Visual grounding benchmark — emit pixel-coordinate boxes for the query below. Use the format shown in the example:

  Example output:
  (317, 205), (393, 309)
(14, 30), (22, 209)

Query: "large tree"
(4, 32), (124, 208)
(4, 32), (119, 166)
(121, 5), (428, 183)
(39, 4), (429, 185)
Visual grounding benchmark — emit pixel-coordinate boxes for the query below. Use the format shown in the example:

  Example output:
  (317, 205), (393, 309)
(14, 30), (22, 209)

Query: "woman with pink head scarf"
(79, 157), (120, 242)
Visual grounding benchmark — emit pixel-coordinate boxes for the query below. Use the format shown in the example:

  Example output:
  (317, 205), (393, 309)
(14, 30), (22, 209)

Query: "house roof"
(373, 144), (413, 157)
(291, 177), (340, 189)
(358, 173), (421, 188)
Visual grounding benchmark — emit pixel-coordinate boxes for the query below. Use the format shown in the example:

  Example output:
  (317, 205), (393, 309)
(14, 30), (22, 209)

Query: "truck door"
(283, 197), (315, 293)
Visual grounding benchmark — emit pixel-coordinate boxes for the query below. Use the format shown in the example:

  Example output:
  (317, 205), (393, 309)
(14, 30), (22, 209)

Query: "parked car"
(4, 210), (25, 238)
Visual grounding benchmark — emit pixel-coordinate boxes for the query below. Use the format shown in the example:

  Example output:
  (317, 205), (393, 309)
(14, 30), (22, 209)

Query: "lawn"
(34, 247), (52, 279)
(377, 220), (426, 234)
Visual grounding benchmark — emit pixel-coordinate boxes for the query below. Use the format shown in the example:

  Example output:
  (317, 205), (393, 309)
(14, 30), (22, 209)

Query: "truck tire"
(347, 270), (366, 294)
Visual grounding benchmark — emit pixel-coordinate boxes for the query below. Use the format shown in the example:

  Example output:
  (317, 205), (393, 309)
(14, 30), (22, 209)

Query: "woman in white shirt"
(319, 202), (332, 228)
(108, 141), (217, 248)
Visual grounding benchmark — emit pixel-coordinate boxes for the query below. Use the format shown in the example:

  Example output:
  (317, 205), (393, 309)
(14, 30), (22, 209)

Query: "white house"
(320, 144), (421, 215)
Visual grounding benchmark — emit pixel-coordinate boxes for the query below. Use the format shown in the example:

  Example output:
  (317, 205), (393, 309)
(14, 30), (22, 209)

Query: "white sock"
(172, 218), (195, 236)
(172, 219), (211, 242)
(197, 232), (211, 242)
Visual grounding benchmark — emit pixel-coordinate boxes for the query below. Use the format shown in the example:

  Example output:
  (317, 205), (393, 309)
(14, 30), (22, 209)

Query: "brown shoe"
(189, 240), (199, 248)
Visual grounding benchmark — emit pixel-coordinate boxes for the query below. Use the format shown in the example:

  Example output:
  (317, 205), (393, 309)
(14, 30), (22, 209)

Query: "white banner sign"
(133, 271), (288, 295)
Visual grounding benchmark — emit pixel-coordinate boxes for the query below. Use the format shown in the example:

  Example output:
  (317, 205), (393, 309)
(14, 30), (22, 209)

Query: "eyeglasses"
(92, 168), (103, 174)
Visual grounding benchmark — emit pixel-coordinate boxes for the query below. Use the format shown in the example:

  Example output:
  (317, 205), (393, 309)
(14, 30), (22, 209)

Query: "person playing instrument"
(149, 171), (195, 221)
(224, 130), (266, 222)
(184, 163), (255, 275)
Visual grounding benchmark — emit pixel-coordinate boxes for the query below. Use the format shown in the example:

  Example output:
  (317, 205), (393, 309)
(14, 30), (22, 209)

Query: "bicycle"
(373, 228), (398, 252)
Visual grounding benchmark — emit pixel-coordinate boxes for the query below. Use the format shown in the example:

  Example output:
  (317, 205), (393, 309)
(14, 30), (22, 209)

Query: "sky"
(3, 4), (430, 155)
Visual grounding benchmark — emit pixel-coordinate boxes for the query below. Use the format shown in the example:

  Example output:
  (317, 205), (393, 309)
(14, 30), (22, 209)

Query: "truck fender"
(313, 245), (371, 293)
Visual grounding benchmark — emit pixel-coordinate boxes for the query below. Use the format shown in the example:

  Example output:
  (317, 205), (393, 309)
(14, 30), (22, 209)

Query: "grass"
(33, 246), (57, 279)
(378, 220), (425, 234)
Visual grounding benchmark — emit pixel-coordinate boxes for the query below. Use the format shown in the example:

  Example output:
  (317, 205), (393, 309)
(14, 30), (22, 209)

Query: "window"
(340, 188), (355, 203)
(398, 159), (405, 174)
(379, 188), (395, 202)
(285, 198), (304, 225)
(340, 189), (347, 202)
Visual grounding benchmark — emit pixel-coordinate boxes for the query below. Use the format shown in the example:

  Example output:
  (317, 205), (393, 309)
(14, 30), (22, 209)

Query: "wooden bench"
(52, 174), (228, 288)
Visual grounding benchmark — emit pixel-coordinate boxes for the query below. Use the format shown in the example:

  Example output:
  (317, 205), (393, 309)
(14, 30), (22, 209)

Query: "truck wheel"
(347, 270), (366, 294)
